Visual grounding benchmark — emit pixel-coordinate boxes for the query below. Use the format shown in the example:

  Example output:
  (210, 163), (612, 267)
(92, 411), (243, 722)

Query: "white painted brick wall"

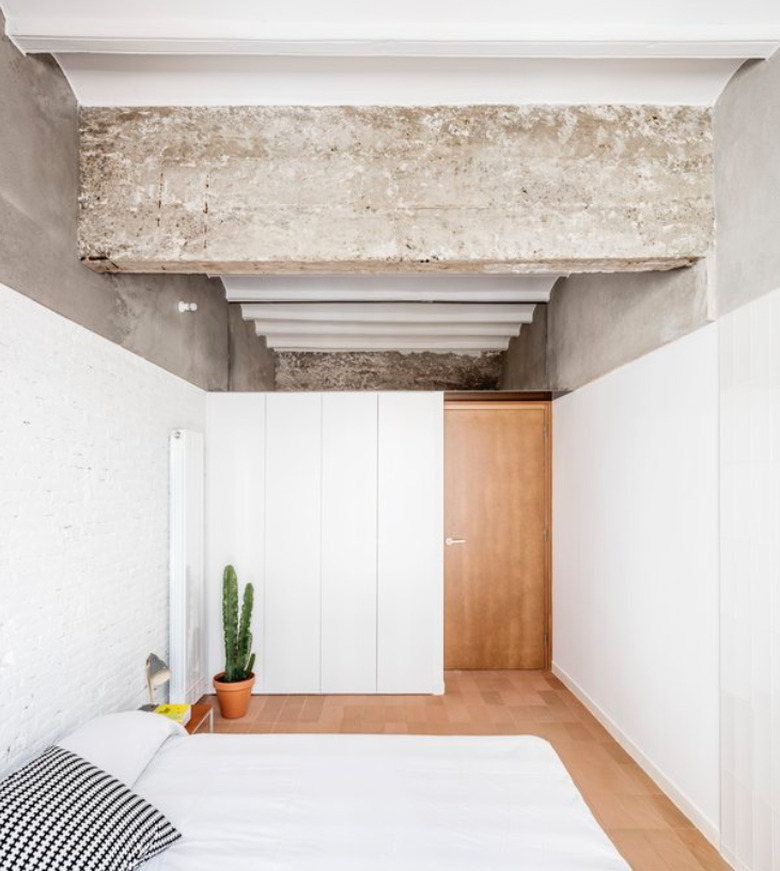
(0, 283), (205, 777)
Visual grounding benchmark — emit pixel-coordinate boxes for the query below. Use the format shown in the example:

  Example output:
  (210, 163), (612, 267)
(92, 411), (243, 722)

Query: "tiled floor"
(200, 670), (730, 871)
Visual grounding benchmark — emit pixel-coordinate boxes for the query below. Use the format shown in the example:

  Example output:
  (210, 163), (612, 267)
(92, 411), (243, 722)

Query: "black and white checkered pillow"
(0, 745), (180, 870)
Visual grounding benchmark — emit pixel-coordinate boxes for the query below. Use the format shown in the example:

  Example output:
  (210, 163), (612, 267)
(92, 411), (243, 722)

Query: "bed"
(132, 731), (630, 870)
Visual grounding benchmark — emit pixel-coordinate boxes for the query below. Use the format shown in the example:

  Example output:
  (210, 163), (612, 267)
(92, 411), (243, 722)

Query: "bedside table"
(186, 703), (214, 735)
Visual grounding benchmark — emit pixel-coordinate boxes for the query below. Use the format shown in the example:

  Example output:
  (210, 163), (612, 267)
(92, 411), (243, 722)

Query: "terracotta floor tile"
(609, 829), (703, 871)
(199, 670), (728, 871)
(675, 828), (733, 870)
(601, 741), (636, 766)
(644, 794), (696, 829)
(608, 830), (673, 870)
(564, 723), (595, 742)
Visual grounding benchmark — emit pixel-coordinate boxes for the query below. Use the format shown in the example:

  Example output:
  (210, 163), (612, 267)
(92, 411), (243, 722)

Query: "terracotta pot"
(213, 672), (255, 719)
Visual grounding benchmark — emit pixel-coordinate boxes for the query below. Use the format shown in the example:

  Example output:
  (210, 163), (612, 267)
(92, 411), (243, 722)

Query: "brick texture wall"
(0, 282), (205, 776)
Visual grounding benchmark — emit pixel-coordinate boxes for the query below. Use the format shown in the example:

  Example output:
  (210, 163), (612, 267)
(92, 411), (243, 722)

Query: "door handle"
(445, 537), (466, 546)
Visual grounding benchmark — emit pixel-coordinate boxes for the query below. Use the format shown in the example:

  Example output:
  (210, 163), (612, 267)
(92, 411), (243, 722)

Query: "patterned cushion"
(0, 745), (180, 870)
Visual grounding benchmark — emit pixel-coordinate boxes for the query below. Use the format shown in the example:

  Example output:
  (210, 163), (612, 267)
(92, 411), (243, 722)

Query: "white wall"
(719, 285), (780, 871)
(552, 324), (720, 839)
(0, 283), (205, 777)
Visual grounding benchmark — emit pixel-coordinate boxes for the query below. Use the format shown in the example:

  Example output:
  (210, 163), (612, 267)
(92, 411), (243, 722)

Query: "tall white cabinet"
(321, 393), (378, 694)
(264, 394), (323, 693)
(205, 391), (443, 695)
(204, 396), (266, 687)
(377, 394), (444, 694)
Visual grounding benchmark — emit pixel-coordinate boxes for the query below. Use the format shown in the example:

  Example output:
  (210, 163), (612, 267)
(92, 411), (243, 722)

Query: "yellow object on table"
(154, 704), (191, 726)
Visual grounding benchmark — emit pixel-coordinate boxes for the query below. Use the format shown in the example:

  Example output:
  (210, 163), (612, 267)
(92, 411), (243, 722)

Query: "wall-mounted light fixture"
(178, 301), (198, 313)
(145, 653), (171, 706)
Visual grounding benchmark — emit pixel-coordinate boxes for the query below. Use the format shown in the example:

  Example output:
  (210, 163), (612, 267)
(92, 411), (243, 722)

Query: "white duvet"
(136, 734), (629, 870)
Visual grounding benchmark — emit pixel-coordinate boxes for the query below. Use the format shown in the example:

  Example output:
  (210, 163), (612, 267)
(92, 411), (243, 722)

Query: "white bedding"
(136, 734), (630, 871)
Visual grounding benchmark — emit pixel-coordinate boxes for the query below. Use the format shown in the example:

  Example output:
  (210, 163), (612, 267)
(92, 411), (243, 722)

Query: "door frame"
(443, 396), (552, 669)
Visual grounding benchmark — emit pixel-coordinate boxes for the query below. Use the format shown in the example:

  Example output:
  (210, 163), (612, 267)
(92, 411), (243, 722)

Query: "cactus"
(221, 564), (255, 682)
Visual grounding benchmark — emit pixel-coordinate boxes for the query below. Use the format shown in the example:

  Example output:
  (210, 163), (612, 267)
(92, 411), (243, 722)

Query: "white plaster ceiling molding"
(260, 336), (515, 351)
(2, 0), (777, 106)
(225, 275), (555, 352)
(221, 275), (558, 304)
(227, 273), (557, 351)
(50, 56), (746, 107)
(3, 0), (779, 55)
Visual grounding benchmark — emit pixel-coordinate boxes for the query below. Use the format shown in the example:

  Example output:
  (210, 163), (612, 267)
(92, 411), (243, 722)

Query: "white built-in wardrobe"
(205, 392), (444, 695)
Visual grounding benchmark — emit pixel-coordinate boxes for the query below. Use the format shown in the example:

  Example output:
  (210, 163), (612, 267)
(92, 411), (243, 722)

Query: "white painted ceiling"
(2, 0), (778, 106)
(4, 0), (780, 51)
(224, 275), (556, 353)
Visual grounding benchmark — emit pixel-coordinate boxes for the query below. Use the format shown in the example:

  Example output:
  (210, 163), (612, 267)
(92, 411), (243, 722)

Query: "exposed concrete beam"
(79, 105), (713, 275)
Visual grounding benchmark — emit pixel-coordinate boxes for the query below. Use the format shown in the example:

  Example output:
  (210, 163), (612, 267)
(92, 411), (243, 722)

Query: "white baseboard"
(552, 662), (721, 850)
(720, 845), (749, 871)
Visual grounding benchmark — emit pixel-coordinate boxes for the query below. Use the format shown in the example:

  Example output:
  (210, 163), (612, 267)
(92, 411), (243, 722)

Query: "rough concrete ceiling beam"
(79, 105), (713, 275)
(222, 274), (557, 303)
(240, 302), (536, 324)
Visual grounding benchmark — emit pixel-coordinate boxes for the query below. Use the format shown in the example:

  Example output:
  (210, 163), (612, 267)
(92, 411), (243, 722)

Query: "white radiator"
(169, 429), (206, 705)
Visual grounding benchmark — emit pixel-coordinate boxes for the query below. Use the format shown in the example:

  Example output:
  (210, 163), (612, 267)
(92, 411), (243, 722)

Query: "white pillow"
(58, 711), (186, 787)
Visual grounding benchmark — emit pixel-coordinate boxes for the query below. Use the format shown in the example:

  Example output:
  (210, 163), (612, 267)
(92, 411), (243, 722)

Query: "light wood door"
(444, 402), (549, 669)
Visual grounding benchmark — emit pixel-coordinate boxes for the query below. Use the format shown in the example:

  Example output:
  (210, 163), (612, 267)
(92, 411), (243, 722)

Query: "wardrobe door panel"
(377, 393), (444, 694)
(205, 394), (265, 691)
(321, 393), (378, 694)
(264, 394), (322, 694)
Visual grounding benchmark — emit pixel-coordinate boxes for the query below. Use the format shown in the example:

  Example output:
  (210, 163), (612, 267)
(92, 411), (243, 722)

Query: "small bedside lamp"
(145, 653), (171, 707)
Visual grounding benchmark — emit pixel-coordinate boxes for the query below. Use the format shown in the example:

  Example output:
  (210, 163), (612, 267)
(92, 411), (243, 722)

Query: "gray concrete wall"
(0, 16), (277, 391)
(714, 53), (780, 315)
(79, 105), (713, 275)
(548, 264), (711, 390)
(500, 304), (548, 389)
(275, 351), (502, 391)
(503, 263), (711, 391)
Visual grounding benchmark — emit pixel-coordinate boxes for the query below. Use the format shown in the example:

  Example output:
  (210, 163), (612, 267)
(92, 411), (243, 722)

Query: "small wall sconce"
(146, 653), (172, 706)
(178, 301), (198, 313)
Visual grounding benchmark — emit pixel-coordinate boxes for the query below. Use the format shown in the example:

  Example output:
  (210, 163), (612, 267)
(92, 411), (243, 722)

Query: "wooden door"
(444, 402), (549, 669)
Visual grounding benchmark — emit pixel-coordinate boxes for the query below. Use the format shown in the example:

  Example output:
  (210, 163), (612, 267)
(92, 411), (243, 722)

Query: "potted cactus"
(213, 565), (256, 719)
